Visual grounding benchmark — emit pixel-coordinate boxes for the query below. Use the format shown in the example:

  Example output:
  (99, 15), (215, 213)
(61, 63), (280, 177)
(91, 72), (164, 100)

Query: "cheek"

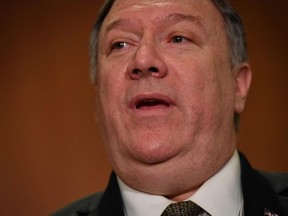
(97, 56), (128, 101)
(167, 55), (211, 96)
(95, 58), (131, 134)
(168, 54), (234, 122)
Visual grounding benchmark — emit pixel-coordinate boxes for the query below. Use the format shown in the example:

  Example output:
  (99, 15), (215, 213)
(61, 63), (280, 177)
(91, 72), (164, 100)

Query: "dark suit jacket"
(52, 153), (288, 216)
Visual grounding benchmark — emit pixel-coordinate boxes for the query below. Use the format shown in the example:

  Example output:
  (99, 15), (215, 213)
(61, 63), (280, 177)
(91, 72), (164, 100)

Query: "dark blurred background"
(0, 0), (287, 215)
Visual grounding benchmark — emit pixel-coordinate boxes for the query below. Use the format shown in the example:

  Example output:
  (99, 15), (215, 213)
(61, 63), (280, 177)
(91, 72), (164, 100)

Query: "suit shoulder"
(260, 171), (288, 194)
(260, 171), (288, 213)
(51, 192), (104, 216)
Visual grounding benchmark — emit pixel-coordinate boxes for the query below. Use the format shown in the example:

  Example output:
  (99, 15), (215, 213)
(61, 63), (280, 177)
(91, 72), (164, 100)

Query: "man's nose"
(127, 42), (168, 80)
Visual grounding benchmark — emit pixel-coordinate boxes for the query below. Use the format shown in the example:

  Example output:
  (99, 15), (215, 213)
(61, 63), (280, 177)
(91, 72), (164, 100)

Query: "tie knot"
(161, 200), (204, 216)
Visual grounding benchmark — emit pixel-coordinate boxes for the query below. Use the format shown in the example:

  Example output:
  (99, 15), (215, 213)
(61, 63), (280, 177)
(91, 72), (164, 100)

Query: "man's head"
(90, 0), (247, 82)
(92, 0), (252, 200)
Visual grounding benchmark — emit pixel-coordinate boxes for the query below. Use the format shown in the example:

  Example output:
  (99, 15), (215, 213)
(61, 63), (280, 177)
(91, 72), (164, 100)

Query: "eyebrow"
(161, 13), (203, 28)
(104, 18), (135, 34)
(104, 13), (204, 34)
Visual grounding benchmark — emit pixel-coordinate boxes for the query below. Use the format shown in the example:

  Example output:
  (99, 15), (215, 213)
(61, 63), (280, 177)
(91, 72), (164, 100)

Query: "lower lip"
(131, 105), (174, 116)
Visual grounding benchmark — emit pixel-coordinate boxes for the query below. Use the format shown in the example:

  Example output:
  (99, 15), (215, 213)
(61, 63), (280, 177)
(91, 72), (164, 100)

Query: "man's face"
(96, 0), (251, 197)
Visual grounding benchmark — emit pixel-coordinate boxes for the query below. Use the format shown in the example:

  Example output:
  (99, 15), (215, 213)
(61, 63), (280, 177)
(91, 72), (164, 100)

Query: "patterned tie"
(161, 200), (204, 216)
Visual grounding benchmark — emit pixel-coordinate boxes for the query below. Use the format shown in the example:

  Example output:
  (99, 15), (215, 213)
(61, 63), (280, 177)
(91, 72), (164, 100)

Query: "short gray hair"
(90, 0), (115, 83)
(89, 0), (247, 83)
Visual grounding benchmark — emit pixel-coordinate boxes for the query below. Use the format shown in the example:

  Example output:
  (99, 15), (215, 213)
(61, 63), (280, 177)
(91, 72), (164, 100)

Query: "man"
(53, 0), (288, 215)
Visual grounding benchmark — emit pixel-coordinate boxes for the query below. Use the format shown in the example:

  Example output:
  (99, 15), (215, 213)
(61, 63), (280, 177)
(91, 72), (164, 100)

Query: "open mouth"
(130, 94), (174, 110)
(135, 99), (170, 109)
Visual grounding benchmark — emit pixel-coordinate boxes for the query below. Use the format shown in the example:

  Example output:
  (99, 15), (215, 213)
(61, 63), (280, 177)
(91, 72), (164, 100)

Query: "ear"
(234, 63), (252, 114)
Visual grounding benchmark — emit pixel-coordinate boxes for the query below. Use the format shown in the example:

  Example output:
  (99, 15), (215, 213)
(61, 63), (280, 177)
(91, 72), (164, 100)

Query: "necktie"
(161, 200), (204, 216)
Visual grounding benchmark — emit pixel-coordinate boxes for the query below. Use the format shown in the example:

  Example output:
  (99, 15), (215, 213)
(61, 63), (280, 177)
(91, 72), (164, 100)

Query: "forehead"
(102, 0), (223, 30)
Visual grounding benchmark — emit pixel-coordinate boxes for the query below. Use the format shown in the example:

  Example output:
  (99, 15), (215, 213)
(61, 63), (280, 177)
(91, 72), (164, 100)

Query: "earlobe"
(234, 63), (252, 114)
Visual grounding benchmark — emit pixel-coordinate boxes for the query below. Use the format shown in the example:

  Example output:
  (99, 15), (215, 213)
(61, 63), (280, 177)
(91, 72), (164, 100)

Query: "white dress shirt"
(118, 151), (244, 216)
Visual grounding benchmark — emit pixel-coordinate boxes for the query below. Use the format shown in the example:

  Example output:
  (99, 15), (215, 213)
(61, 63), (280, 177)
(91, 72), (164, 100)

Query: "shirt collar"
(118, 151), (243, 216)
(118, 178), (171, 216)
(190, 151), (243, 216)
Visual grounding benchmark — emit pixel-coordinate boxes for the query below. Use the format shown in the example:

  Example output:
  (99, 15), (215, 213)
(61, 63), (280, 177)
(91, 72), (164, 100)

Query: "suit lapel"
(91, 172), (125, 216)
(239, 153), (282, 216)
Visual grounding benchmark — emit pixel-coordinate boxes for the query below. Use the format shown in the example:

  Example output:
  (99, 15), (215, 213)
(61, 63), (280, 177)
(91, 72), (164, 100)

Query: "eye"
(171, 35), (188, 43)
(111, 41), (129, 50)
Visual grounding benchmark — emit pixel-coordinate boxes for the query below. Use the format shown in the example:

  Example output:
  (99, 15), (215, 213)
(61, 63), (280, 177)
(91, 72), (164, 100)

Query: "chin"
(124, 135), (184, 164)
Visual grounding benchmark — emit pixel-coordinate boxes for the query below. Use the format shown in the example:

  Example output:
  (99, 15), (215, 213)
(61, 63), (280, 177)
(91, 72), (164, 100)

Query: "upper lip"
(129, 93), (175, 109)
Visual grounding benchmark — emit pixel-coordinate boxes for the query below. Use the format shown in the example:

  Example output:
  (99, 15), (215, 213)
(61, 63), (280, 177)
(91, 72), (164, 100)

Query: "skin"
(95, 0), (252, 201)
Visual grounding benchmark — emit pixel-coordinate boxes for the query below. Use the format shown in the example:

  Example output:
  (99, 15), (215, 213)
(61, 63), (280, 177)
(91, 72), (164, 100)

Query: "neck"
(165, 185), (202, 201)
